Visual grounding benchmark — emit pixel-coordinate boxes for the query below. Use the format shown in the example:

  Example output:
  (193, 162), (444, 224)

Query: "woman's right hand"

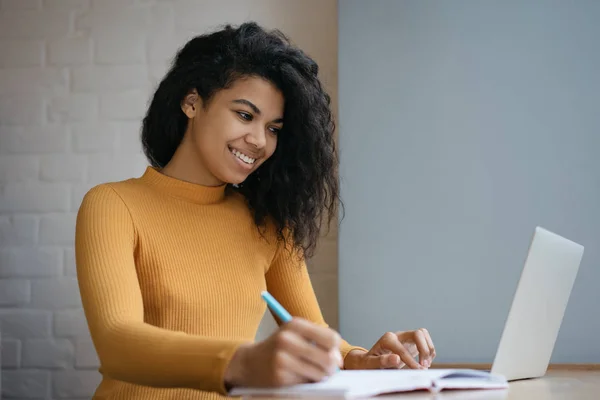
(224, 318), (343, 388)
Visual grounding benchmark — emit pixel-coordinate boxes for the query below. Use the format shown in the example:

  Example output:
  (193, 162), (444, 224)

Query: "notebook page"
(319, 370), (436, 398)
(230, 369), (451, 398)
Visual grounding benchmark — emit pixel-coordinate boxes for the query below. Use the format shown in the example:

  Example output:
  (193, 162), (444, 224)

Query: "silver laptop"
(490, 226), (584, 381)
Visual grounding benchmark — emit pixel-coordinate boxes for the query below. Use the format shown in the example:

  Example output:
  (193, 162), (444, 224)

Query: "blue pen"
(260, 290), (340, 372)
(261, 290), (293, 323)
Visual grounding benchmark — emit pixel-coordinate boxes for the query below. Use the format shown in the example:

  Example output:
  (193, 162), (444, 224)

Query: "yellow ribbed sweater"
(75, 166), (363, 400)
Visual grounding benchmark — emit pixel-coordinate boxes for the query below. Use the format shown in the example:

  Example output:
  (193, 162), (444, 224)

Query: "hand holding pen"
(224, 291), (343, 388)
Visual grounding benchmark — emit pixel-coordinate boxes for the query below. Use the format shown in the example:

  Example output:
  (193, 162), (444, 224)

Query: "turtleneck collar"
(140, 166), (227, 205)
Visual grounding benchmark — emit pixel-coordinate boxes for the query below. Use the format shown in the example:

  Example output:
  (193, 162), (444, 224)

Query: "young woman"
(75, 22), (436, 399)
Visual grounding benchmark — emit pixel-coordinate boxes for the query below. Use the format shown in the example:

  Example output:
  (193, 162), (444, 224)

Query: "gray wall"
(338, 0), (600, 363)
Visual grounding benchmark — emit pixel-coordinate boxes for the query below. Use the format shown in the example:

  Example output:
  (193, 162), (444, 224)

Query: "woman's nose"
(245, 128), (266, 149)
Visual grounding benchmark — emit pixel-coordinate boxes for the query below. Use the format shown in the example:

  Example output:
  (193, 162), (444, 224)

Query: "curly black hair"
(141, 22), (340, 259)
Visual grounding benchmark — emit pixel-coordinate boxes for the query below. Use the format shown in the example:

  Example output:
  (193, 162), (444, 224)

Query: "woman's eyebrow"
(232, 99), (261, 114)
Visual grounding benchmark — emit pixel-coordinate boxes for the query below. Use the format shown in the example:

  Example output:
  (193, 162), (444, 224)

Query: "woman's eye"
(269, 126), (281, 135)
(237, 111), (252, 121)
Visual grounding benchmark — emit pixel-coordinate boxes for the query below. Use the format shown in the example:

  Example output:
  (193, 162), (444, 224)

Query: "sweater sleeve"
(75, 184), (246, 394)
(264, 237), (368, 365)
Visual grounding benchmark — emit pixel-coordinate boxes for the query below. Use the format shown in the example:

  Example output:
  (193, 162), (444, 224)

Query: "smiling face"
(179, 76), (284, 186)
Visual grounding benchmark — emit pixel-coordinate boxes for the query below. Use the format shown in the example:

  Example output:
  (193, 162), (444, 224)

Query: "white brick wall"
(0, 0), (336, 398)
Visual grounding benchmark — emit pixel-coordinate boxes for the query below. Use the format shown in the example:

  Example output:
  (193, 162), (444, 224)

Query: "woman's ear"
(181, 89), (200, 118)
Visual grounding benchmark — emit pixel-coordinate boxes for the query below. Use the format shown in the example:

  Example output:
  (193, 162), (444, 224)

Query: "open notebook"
(230, 369), (508, 399)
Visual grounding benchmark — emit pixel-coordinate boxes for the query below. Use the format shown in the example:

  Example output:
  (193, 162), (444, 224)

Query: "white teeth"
(231, 148), (255, 164)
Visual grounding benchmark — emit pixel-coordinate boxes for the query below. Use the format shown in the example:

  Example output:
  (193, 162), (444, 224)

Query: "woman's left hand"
(344, 329), (436, 370)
